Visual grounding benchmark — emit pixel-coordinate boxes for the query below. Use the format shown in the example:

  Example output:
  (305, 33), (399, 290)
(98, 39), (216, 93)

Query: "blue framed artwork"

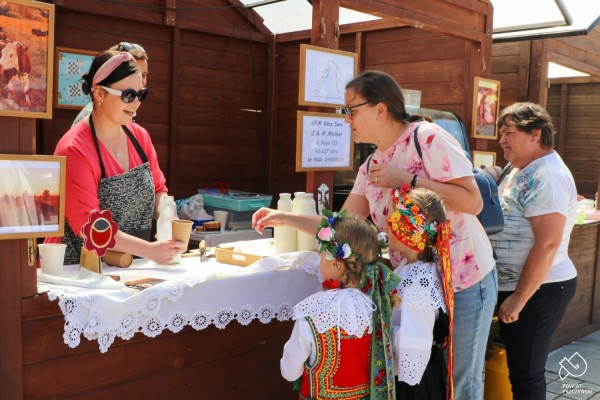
(54, 47), (96, 109)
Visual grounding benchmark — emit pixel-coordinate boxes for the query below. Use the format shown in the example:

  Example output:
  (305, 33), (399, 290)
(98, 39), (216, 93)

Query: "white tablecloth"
(37, 251), (322, 353)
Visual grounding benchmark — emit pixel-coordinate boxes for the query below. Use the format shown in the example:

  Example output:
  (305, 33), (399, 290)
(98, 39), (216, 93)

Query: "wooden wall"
(547, 81), (600, 198)
(271, 27), (485, 197)
(42, 5), (269, 200)
(490, 25), (600, 169)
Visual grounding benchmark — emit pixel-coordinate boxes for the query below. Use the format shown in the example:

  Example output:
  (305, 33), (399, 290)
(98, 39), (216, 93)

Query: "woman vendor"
(45, 50), (184, 265)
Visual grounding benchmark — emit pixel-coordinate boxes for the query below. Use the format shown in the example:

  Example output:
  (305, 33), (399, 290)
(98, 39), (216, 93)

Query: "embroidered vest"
(299, 318), (371, 400)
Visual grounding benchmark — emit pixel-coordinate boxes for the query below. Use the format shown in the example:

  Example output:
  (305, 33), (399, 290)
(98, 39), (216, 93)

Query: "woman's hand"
(252, 207), (287, 234)
(498, 293), (526, 323)
(368, 164), (411, 188)
(147, 239), (187, 265)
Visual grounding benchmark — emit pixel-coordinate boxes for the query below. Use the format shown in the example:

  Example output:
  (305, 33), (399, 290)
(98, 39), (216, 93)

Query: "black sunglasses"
(100, 86), (149, 103)
(343, 101), (371, 117)
(116, 42), (145, 53)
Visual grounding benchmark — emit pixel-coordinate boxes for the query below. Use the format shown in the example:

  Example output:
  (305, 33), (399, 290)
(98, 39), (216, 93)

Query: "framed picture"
(0, 0), (54, 119)
(472, 77), (501, 139)
(0, 155), (66, 240)
(296, 111), (353, 171)
(472, 150), (497, 168)
(55, 47), (96, 109)
(299, 44), (358, 108)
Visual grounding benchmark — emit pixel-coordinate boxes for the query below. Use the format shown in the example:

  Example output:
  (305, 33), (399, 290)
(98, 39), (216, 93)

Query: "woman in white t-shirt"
(489, 102), (577, 400)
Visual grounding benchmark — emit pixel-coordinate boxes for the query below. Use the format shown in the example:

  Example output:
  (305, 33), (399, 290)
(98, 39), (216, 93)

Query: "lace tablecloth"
(37, 251), (322, 353)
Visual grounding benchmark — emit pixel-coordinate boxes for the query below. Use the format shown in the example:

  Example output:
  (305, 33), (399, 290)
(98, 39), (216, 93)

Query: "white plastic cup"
(213, 211), (228, 232)
(38, 244), (66, 276)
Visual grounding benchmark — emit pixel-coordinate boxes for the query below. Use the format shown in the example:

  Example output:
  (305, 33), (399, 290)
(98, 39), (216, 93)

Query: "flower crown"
(387, 184), (438, 252)
(316, 209), (357, 261)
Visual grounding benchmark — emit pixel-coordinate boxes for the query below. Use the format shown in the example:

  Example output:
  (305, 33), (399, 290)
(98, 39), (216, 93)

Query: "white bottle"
(297, 192), (318, 251)
(292, 191), (305, 214)
(274, 193), (296, 254)
(156, 195), (179, 263)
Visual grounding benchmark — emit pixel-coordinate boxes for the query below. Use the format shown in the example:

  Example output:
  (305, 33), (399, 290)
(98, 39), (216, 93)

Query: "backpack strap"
(496, 163), (513, 185)
(366, 153), (374, 174)
(413, 125), (423, 159)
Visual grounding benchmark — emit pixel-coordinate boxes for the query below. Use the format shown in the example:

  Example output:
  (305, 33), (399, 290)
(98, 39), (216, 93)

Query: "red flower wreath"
(81, 209), (118, 257)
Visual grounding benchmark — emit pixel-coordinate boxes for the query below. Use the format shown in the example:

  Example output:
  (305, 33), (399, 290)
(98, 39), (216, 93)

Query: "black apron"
(61, 116), (155, 265)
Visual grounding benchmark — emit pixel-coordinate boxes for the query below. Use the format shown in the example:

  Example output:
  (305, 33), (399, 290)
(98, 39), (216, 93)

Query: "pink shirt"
(47, 121), (167, 240)
(351, 122), (495, 291)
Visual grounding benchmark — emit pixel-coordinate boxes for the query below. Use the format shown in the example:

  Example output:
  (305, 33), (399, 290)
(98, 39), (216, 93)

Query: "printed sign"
(296, 111), (353, 171)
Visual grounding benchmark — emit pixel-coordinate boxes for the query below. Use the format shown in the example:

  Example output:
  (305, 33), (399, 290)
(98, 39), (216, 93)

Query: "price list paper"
(296, 111), (353, 171)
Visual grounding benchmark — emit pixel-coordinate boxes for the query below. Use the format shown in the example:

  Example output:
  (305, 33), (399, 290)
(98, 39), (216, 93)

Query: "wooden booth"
(0, 0), (497, 398)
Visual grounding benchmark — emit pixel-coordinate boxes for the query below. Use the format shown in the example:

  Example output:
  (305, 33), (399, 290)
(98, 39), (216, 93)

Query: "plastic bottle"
(292, 191), (305, 215)
(297, 193), (318, 251)
(274, 193), (296, 254)
(156, 195), (178, 263)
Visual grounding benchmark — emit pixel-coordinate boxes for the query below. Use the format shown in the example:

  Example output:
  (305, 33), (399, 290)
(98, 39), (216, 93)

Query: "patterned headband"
(386, 184), (438, 253)
(92, 52), (136, 87)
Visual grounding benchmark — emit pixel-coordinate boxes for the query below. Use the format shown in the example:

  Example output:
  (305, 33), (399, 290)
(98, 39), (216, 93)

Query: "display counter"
(22, 252), (322, 399)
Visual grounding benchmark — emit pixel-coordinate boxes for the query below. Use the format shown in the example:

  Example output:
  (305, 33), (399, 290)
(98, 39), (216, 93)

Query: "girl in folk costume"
(386, 186), (454, 400)
(280, 211), (400, 400)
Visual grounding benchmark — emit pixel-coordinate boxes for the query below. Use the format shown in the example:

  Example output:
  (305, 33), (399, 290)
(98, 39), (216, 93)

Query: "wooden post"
(305, 0), (339, 207)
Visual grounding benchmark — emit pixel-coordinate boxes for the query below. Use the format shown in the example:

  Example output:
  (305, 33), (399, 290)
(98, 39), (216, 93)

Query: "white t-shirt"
(489, 151), (578, 291)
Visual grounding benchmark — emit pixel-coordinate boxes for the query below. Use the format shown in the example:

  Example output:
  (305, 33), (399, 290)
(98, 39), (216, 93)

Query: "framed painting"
(0, 154), (66, 239)
(55, 47), (96, 109)
(0, 0), (54, 118)
(299, 44), (358, 108)
(472, 77), (501, 139)
(472, 150), (497, 168)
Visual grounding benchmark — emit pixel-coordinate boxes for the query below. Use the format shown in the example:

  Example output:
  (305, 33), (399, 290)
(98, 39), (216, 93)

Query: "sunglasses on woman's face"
(116, 42), (145, 53)
(100, 86), (149, 103)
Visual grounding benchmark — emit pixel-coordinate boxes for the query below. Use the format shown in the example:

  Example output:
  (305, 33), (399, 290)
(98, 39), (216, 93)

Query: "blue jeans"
(453, 268), (497, 399)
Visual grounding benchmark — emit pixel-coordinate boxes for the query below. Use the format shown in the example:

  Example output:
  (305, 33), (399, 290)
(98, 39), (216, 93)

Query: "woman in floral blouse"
(341, 70), (497, 400)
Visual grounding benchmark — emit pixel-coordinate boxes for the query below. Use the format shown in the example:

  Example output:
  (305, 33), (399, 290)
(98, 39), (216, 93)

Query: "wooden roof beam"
(276, 17), (406, 42)
(226, 0), (272, 35)
(340, 0), (488, 43)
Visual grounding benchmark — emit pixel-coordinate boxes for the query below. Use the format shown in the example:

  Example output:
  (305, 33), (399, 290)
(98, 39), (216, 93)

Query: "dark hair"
(496, 102), (554, 149)
(406, 188), (447, 263)
(332, 217), (380, 288)
(109, 42), (149, 61)
(81, 50), (140, 96)
(345, 70), (432, 124)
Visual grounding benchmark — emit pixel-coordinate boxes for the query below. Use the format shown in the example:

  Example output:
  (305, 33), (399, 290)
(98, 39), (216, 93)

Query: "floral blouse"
(351, 122), (495, 291)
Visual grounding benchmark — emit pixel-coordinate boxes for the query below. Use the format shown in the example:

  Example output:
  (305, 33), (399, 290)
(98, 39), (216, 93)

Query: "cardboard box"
(215, 246), (264, 267)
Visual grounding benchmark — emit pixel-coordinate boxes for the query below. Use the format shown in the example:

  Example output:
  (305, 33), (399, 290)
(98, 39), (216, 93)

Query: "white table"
(37, 251), (322, 353)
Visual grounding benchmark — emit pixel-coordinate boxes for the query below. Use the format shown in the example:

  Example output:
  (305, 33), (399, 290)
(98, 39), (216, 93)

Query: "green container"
(198, 190), (272, 212)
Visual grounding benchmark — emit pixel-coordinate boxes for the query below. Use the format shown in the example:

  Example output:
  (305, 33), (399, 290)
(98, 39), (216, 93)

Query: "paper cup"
(213, 211), (228, 232)
(172, 219), (193, 248)
(38, 244), (66, 276)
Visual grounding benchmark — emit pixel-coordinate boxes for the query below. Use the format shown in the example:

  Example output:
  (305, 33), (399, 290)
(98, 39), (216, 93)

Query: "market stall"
(24, 251), (322, 399)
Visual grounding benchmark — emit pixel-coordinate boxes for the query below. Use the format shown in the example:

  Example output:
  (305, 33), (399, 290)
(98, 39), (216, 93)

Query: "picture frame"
(55, 47), (96, 109)
(0, 0), (55, 119)
(0, 154), (66, 240)
(472, 150), (497, 168)
(296, 111), (353, 171)
(298, 44), (358, 108)
(472, 77), (501, 139)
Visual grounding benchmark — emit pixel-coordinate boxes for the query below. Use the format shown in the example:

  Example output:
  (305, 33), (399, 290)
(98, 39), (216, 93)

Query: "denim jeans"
(453, 268), (498, 399)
